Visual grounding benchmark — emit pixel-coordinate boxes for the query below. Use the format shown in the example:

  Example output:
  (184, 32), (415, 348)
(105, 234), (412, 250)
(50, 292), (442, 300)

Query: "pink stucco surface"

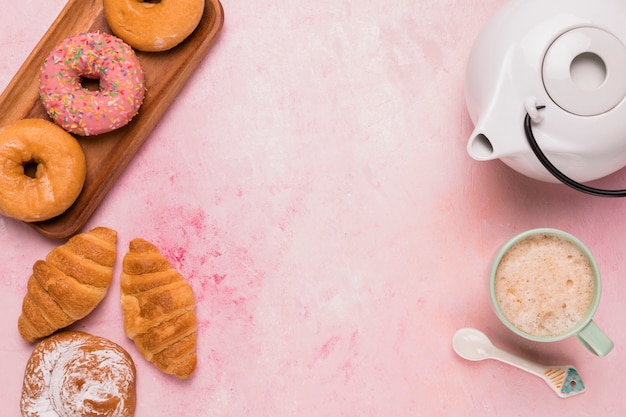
(2, 0), (626, 415)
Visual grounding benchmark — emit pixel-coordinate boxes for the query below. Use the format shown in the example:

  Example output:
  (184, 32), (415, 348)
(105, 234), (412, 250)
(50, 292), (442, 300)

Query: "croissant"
(120, 238), (197, 379)
(17, 227), (118, 343)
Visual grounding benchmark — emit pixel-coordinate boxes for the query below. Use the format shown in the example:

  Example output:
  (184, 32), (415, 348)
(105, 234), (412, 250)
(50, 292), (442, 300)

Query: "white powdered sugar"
(21, 332), (136, 417)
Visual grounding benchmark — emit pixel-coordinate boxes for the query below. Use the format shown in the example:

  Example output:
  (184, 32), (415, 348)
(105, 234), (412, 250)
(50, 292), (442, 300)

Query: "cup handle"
(576, 320), (614, 357)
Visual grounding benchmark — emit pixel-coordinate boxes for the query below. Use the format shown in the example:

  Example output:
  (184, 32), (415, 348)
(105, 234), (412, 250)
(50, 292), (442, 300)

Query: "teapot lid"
(543, 27), (626, 116)
(528, 27), (626, 196)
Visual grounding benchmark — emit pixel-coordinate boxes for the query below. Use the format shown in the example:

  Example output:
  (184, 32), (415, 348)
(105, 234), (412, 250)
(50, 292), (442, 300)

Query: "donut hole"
(80, 76), (101, 92)
(23, 160), (40, 179)
(140, 0), (161, 8)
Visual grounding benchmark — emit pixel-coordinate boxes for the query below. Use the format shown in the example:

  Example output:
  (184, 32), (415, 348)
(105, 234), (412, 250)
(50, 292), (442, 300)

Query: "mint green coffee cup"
(490, 228), (613, 357)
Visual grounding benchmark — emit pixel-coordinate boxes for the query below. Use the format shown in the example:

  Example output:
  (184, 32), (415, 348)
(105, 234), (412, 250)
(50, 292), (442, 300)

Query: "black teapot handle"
(524, 105), (626, 197)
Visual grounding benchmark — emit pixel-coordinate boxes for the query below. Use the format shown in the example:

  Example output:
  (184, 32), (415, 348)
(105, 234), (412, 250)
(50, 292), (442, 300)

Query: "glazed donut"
(0, 119), (86, 222)
(20, 331), (136, 417)
(103, 0), (205, 52)
(39, 31), (145, 136)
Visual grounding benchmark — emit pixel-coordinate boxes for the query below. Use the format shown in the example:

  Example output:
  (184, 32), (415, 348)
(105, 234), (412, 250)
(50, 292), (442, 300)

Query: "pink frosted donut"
(39, 32), (145, 136)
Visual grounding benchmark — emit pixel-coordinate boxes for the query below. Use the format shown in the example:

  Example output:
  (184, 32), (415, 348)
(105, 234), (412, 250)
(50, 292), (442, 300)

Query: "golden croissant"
(17, 227), (118, 343)
(120, 238), (197, 379)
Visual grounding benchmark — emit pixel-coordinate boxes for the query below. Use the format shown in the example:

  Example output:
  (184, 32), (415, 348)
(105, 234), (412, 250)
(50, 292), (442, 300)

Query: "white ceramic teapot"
(465, 0), (626, 196)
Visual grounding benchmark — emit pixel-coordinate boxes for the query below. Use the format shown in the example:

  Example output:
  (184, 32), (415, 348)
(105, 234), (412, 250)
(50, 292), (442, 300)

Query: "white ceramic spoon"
(452, 328), (585, 398)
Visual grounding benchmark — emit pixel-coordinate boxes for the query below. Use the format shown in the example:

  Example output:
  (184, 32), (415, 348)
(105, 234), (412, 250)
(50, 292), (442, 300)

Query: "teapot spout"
(466, 93), (529, 162)
(467, 129), (496, 161)
(465, 45), (532, 162)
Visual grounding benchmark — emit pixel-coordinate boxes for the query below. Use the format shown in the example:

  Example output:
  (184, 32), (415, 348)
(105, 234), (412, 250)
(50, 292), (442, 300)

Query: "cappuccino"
(494, 233), (595, 337)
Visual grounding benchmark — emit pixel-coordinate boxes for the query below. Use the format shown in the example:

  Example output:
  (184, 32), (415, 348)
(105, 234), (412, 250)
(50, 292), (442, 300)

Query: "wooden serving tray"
(0, 0), (224, 239)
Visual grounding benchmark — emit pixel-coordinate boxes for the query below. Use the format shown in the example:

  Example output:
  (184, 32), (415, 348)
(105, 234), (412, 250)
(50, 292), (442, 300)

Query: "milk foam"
(494, 234), (595, 337)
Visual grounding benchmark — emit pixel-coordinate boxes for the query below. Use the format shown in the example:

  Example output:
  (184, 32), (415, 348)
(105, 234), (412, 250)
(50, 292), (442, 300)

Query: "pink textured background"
(2, 0), (626, 415)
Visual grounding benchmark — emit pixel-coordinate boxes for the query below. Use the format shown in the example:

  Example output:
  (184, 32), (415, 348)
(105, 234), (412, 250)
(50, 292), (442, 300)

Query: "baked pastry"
(120, 238), (197, 379)
(18, 227), (118, 343)
(20, 331), (136, 417)
(103, 0), (205, 52)
(0, 118), (86, 222)
(40, 32), (145, 136)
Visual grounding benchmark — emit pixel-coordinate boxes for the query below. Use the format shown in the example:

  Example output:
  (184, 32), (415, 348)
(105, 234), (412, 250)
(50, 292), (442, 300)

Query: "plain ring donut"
(39, 31), (145, 136)
(0, 119), (86, 222)
(103, 0), (205, 52)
